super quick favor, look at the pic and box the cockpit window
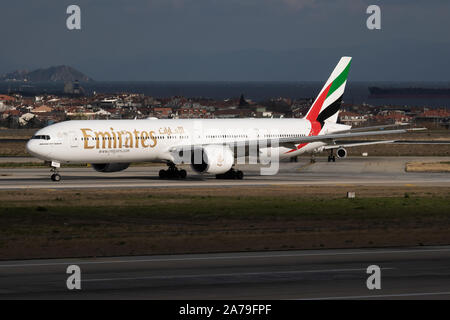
[31,135,50,140]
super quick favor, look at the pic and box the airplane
[26,57,423,181]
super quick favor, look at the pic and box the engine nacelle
[336,147,347,158]
[91,163,130,172]
[191,145,234,174]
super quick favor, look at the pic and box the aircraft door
[69,131,79,148]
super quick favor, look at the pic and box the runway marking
[82,267,395,283]
[0,247,449,268]
[302,291,450,300]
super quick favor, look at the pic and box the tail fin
[305,56,352,126]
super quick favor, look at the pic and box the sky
[0,0,449,81]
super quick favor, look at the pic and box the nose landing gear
[51,172,61,181]
[50,161,62,181]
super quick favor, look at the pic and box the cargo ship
[369,86,450,98]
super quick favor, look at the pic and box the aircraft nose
[26,140,42,158]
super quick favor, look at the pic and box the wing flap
[334,123,410,134]
[323,140,395,149]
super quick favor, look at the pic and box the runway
[1,246,449,299]
[0,157,449,189]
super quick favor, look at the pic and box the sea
[1,81,450,108]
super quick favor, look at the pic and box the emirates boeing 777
[26,57,421,181]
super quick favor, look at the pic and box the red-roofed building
[0,95,15,102]
[339,111,368,126]
[372,110,412,124]
[417,109,450,118]
[153,107,172,118]
[415,108,450,126]
[32,105,53,113]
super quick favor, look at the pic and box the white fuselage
[26,118,348,164]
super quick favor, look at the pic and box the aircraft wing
[323,140,395,149]
[169,127,426,151]
[257,127,425,148]
[334,123,410,133]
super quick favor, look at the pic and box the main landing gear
[216,168,244,180]
[327,149,336,162]
[159,162,187,179]
[50,161,61,181]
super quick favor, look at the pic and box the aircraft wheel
[236,170,244,180]
[51,174,61,182]
[159,169,167,179]
[179,169,187,179]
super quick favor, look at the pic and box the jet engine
[191,145,234,174]
[91,163,130,172]
[336,147,347,158]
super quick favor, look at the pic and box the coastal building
[339,111,368,126]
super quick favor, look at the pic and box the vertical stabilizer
[305,57,352,126]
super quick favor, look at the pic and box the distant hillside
[1,65,93,82]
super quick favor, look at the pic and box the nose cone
[26,140,43,159]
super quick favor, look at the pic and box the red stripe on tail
[306,82,332,122]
